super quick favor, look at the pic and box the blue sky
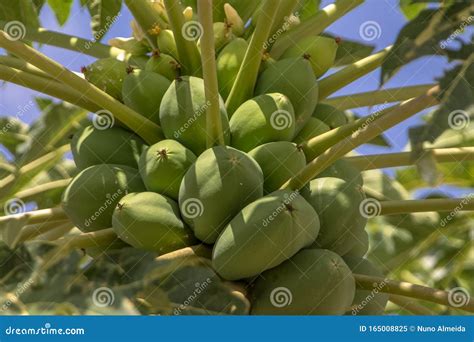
[0,0,471,197]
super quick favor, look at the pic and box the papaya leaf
[86,0,123,42]
[0,116,30,156]
[0,0,41,30]
[47,0,73,26]
[399,0,429,20]
[296,0,321,21]
[381,3,474,84]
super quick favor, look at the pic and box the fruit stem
[225,0,280,114]
[0,65,100,113]
[270,0,364,58]
[0,144,70,201]
[124,0,167,49]
[0,30,164,144]
[14,179,71,201]
[0,207,68,226]
[163,0,202,76]
[17,221,73,244]
[280,86,439,190]
[0,20,124,59]
[197,0,225,147]
[353,273,474,313]
[54,228,118,249]
[318,46,392,100]
[322,84,436,110]
[344,147,474,170]
[155,244,213,262]
[379,198,474,215]
[388,295,436,315]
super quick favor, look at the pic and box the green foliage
[86,0,123,40]
[47,0,73,26]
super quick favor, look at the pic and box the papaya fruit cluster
[62,10,387,315]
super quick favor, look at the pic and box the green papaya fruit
[293,117,330,145]
[281,36,338,78]
[71,125,147,170]
[316,159,363,187]
[82,58,127,100]
[229,93,296,152]
[179,146,263,243]
[125,54,148,70]
[248,142,306,194]
[212,190,320,280]
[145,51,180,81]
[251,248,355,315]
[122,69,171,124]
[156,29,179,60]
[61,164,146,232]
[139,139,197,200]
[312,103,348,129]
[343,229,369,258]
[343,256,388,315]
[112,192,196,253]
[159,76,230,156]
[216,38,248,100]
[211,22,235,52]
[303,177,367,255]
[255,57,318,133]
[224,3,244,36]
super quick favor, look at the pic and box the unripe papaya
[316,159,363,187]
[343,230,369,258]
[281,36,338,78]
[112,192,196,253]
[343,256,388,315]
[179,146,263,243]
[122,69,171,124]
[159,76,230,156]
[293,117,330,145]
[213,190,320,280]
[248,142,306,194]
[125,54,148,70]
[303,177,367,255]
[145,51,180,81]
[224,3,244,36]
[255,57,318,133]
[312,103,348,129]
[156,29,179,60]
[210,22,235,53]
[61,164,146,232]
[229,93,295,152]
[82,58,127,101]
[251,248,355,315]
[71,125,147,170]
[216,38,248,100]
[139,139,197,200]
